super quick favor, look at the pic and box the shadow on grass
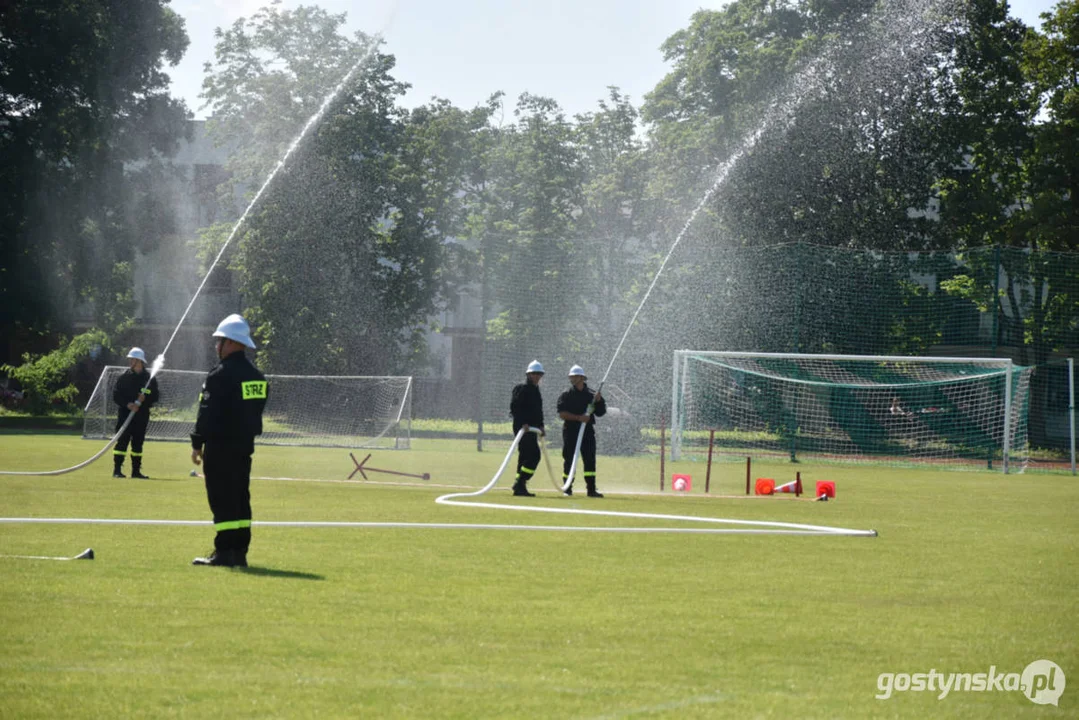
[236,565,324,580]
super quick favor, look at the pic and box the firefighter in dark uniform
[509,360,546,497]
[557,364,606,497]
[190,314,268,567]
[112,347,159,479]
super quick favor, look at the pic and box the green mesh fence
[470,243,1075,462]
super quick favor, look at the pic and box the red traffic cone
[816,481,836,500]
[671,474,692,492]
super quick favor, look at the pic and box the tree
[573,88,652,357]
[933,0,1079,446]
[199,2,371,200]
[933,0,1073,354]
[1022,0,1079,357]
[644,0,954,252]
[1023,0,1079,256]
[0,0,191,363]
[474,93,586,366]
[199,2,483,375]
[632,0,961,374]
[1,330,109,413]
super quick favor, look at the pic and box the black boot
[586,480,603,498]
[512,475,535,497]
[192,549,240,567]
[130,456,149,479]
[112,455,125,478]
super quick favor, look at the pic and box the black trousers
[202,442,253,556]
[562,427,597,488]
[114,411,149,454]
[515,431,541,485]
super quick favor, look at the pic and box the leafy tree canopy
[199,2,496,374]
[0,0,190,362]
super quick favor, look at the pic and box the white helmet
[568,364,586,378]
[126,347,147,362]
[526,360,544,375]
[213,313,256,349]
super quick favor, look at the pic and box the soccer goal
[671,351,1032,472]
[83,367,412,449]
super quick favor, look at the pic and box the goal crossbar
[686,354,1012,390]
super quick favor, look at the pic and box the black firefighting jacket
[510,381,545,434]
[557,384,607,435]
[190,351,268,452]
[113,368,159,419]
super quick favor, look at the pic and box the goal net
[672,351,1032,472]
[83,367,412,449]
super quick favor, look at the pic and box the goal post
[83,367,412,449]
[671,351,1032,472]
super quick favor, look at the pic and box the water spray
[157,46,381,367]
[0,35,387,477]
[558,0,948,494]
[563,99,775,492]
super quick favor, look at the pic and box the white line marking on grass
[254,474,806,497]
[0,517,861,534]
[0,518,209,525]
[253,475,471,490]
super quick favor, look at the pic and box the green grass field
[0,432,1075,718]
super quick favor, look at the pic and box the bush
[1,330,111,414]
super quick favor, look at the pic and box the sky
[167,0,1063,121]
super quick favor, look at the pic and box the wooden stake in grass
[659,415,666,491]
[705,429,715,493]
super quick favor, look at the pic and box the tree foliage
[5,0,1078,430]
[933,0,1078,362]
[199,3,491,374]
[1,330,110,412]
[475,93,586,364]
[573,89,652,354]
[0,0,191,360]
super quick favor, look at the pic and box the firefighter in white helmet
[112,347,160,479]
[190,314,268,567]
[509,359,546,497]
[557,364,606,497]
